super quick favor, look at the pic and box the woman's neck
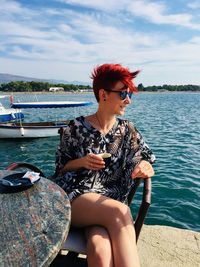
[95,110,116,135]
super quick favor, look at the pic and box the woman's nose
[124,95,131,104]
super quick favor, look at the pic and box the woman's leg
[71,193,140,267]
[85,226,113,267]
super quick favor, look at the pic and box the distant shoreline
[0,90,200,95]
[0,91,92,95]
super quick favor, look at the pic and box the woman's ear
[99,89,106,102]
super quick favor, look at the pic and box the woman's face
[105,81,132,116]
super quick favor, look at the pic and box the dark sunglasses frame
[104,89,132,100]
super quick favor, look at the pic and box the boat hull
[0,121,69,139]
[11,101,92,109]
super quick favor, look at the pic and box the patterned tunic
[54,116,155,203]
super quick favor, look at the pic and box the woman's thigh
[71,192,132,228]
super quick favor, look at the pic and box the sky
[0,0,200,86]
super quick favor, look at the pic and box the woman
[54,63,155,267]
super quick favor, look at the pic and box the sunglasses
[104,89,133,100]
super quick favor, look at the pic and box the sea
[0,92,199,232]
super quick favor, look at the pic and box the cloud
[58,0,129,12]
[1,3,160,63]
[129,0,200,30]
[58,0,200,30]
[0,0,200,85]
[187,1,200,9]
[0,0,22,13]
[0,21,49,38]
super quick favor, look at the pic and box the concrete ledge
[138,225,200,267]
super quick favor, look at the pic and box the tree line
[137,83,200,92]
[0,81,91,92]
[0,81,199,92]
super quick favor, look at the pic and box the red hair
[91,63,140,102]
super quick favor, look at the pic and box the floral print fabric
[54,116,155,203]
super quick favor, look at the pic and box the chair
[6,161,151,260]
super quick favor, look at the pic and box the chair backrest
[129,178,151,242]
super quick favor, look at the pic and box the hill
[0,73,90,86]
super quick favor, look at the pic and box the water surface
[0,92,199,232]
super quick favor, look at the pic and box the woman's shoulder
[63,116,83,127]
[117,117,136,130]
[61,117,83,134]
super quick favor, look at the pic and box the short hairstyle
[91,63,140,102]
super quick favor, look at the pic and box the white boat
[0,96,24,123]
[0,121,69,139]
[0,100,92,139]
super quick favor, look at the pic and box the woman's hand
[62,153,105,172]
[131,160,154,179]
[81,153,105,170]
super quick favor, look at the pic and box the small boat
[0,121,70,139]
[0,96,24,123]
[0,100,93,139]
[11,101,92,109]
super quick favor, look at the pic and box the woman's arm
[127,122,156,179]
[62,153,105,172]
[131,160,154,179]
[56,125,105,175]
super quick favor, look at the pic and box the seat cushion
[61,227,87,255]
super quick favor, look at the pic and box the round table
[0,171,71,267]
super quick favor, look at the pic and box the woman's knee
[106,203,136,244]
[86,226,112,263]
[110,202,133,227]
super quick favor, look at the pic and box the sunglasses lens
[120,91,127,100]
[120,91,132,100]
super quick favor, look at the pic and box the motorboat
[0,121,69,138]
[0,100,92,139]
[11,100,92,109]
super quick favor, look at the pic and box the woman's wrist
[63,157,85,172]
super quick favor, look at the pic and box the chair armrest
[134,178,151,242]
[6,162,46,178]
